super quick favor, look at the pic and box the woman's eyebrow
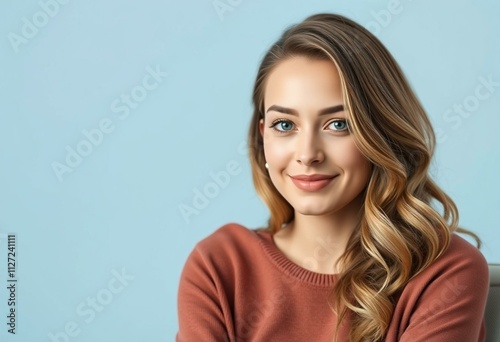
[266,104,344,116]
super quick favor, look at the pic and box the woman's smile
[289,174,338,192]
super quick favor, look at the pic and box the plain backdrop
[0,0,499,340]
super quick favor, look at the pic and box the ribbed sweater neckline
[253,229,338,287]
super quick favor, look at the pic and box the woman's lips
[290,176,336,191]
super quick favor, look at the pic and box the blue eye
[328,119,348,131]
[270,119,294,133]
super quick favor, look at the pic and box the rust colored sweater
[176,223,489,341]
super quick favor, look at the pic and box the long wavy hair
[247,13,480,342]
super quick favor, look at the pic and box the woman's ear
[259,119,264,137]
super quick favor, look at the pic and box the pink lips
[290,174,337,192]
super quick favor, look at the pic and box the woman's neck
[273,201,362,274]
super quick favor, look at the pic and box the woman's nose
[295,130,325,166]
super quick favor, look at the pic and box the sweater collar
[254,229,338,287]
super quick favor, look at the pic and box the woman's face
[259,56,372,217]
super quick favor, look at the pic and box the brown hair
[247,13,480,342]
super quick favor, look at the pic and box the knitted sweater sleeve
[176,245,230,342]
[397,239,489,342]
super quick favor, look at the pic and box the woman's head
[249,13,436,234]
[258,56,372,223]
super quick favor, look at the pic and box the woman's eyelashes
[268,118,349,134]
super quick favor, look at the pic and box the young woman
[176,13,489,342]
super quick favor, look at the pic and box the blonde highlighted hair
[247,13,480,342]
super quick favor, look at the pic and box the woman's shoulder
[405,232,489,293]
[194,222,269,255]
[438,233,488,272]
[181,223,272,284]
[389,234,490,340]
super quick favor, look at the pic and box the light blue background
[0,0,498,340]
